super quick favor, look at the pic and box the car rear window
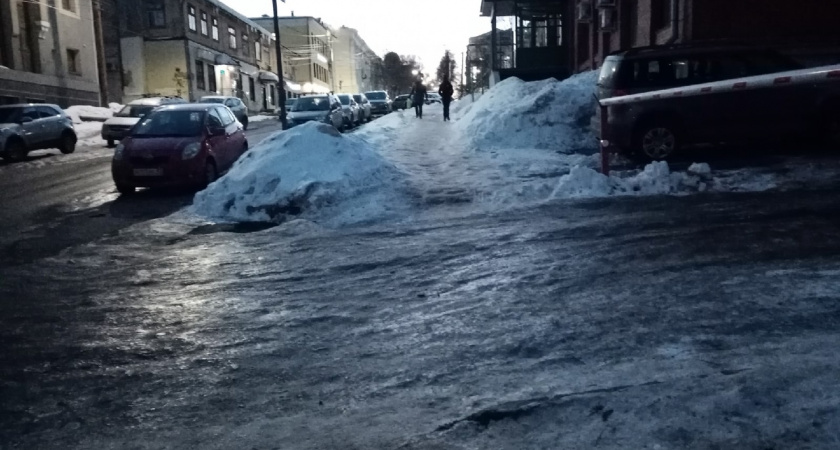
[597,58,621,88]
[116,105,155,118]
[338,95,351,105]
[365,92,386,100]
[293,97,330,112]
[132,110,205,137]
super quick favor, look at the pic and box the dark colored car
[199,96,250,130]
[0,104,76,161]
[393,95,411,110]
[364,91,392,116]
[111,104,248,194]
[600,64,840,161]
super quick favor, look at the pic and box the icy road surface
[4,80,840,448]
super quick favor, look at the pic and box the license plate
[133,168,163,177]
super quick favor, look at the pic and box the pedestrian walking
[439,75,454,121]
[410,80,428,119]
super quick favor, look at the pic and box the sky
[219,0,492,73]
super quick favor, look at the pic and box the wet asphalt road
[4,111,840,448]
[3,184,840,448]
[0,120,284,267]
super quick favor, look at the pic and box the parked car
[364,91,392,116]
[0,104,77,161]
[337,94,361,128]
[425,93,443,105]
[285,98,297,112]
[286,94,344,130]
[600,62,840,162]
[102,96,187,148]
[111,103,248,194]
[393,94,412,110]
[199,96,249,130]
[353,94,372,123]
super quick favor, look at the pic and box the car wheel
[107,139,116,148]
[5,139,27,161]
[202,159,218,189]
[634,120,681,162]
[116,182,136,195]
[241,118,249,131]
[59,132,77,154]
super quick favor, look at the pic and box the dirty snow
[455,71,598,152]
[191,122,408,226]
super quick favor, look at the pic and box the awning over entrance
[258,71,280,83]
[214,53,239,66]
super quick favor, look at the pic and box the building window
[242,33,249,56]
[195,60,205,90]
[211,18,219,41]
[147,1,166,28]
[200,12,208,35]
[187,5,196,32]
[228,27,237,49]
[249,76,256,101]
[207,64,217,92]
[652,0,672,30]
[66,48,80,75]
[61,0,76,13]
[255,40,261,61]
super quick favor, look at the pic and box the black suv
[596,44,802,101]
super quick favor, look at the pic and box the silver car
[353,94,372,123]
[286,94,344,130]
[337,94,361,128]
[0,104,77,161]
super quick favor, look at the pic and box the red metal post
[599,102,611,176]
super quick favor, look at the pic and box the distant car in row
[197,96,250,130]
[364,91,392,116]
[0,103,77,161]
[393,95,412,110]
[102,96,187,147]
[286,92,379,131]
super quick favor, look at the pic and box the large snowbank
[456,71,598,152]
[64,103,122,124]
[191,122,407,226]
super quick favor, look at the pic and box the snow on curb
[64,103,122,124]
[248,114,277,123]
[191,122,408,226]
[455,71,598,152]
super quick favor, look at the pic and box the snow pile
[191,122,408,226]
[64,103,122,124]
[551,161,734,199]
[450,93,483,118]
[248,114,277,123]
[74,122,106,145]
[352,109,410,147]
[456,71,598,152]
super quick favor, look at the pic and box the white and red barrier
[597,64,840,174]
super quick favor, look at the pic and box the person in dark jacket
[439,75,454,121]
[410,80,428,119]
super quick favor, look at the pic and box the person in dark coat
[410,80,428,119]
[439,75,454,121]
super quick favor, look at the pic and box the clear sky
[219,0,492,73]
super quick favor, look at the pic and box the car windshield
[293,97,330,112]
[131,110,205,137]
[353,95,364,102]
[338,95,351,105]
[0,108,22,123]
[200,97,226,104]
[365,92,386,100]
[116,105,156,118]
[286,99,297,107]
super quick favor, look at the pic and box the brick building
[479,0,840,83]
[0,0,101,106]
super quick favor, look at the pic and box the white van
[101,96,186,147]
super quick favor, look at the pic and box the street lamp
[272,0,287,129]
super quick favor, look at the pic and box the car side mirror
[20,116,33,124]
[208,126,225,136]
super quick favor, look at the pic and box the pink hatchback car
[111,104,248,194]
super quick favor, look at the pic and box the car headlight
[113,143,125,160]
[182,142,201,160]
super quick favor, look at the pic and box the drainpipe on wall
[665,0,680,44]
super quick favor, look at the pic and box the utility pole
[92,0,109,105]
[460,52,465,97]
[272,0,287,129]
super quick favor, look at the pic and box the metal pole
[272,0,287,129]
[91,0,109,105]
[460,51,465,95]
